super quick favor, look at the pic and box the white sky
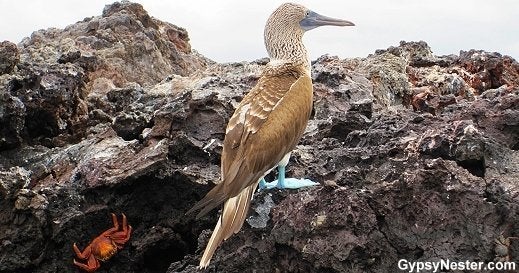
[1,0,518,62]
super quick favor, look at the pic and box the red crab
[73,213,132,272]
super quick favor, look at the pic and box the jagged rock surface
[0,3,518,273]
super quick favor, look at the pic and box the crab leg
[112,213,120,229]
[121,213,127,232]
[110,214,132,246]
[73,255,100,272]
[98,213,120,236]
[73,243,92,260]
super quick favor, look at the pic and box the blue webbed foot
[260,177,318,190]
[258,165,319,190]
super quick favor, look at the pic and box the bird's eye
[305,11,310,16]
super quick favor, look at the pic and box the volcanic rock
[0,41,19,75]
[0,3,518,273]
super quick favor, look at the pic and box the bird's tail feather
[199,183,258,268]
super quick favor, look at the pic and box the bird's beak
[300,10,355,31]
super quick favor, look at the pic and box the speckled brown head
[264,3,354,65]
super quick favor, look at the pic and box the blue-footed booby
[186,3,354,268]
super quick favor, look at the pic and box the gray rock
[0,41,19,75]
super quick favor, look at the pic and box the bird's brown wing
[187,65,312,217]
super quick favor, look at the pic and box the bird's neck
[265,33,310,72]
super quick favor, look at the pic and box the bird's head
[264,3,354,63]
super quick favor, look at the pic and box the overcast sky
[1,0,518,62]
